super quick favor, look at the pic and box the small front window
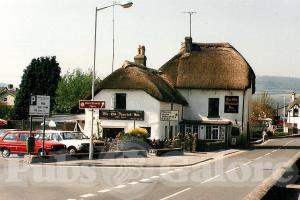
[3,97,7,102]
[205,125,219,140]
[208,98,220,118]
[293,108,299,117]
[115,93,126,110]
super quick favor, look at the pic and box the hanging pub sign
[99,110,144,121]
[224,96,239,113]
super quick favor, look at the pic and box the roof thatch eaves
[93,62,188,105]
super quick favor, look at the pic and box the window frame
[115,93,126,110]
[208,98,220,118]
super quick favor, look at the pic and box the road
[0,137,299,200]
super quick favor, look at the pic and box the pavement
[1,137,300,200]
[31,149,242,167]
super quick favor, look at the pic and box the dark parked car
[0,131,66,157]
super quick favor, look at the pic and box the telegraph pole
[183,11,196,37]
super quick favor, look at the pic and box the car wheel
[38,149,46,156]
[68,147,77,155]
[1,148,10,158]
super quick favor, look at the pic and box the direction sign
[160,110,179,121]
[79,100,105,109]
[29,95,50,116]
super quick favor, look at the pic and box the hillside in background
[256,76,300,94]
[255,76,300,106]
[0,83,7,87]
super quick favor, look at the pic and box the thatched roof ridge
[159,42,256,93]
[94,61,188,105]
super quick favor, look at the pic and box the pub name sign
[224,96,239,113]
[99,110,144,121]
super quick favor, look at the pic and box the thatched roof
[288,97,300,110]
[94,61,188,105]
[159,42,256,93]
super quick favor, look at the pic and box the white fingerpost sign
[29,95,50,116]
[160,110,179,121]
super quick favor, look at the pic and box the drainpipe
[242,90,246,145]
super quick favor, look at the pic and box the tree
[0,102,13,120]
[250,92,275,124]
[13,56,61,120]
[54,68,101,114]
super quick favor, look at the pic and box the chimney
[134,45,147,66]
[291,92,296,102]
[185,37,193,53]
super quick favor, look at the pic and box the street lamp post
[89,1,133,160]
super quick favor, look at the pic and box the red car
[0,131,66,157]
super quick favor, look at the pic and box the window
[293,108,299,117]
[193,125,198,134]
[185,125,192,134]
[179,125,185,134]
[3,97,7,102]
[205,126,219,140]
[115,93,126,110]
[220,126,226,141]
[3,133,17,141]
[19,134,29,141]
[208,98,220,118]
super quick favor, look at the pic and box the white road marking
[272,150,277,153]
[80,193,96,198]
[140,178,150,182]
[168,171,175,174]
[150,176,160,179]
[264,153,271,156]
[160,188,191,200]
[66,199,77,200]
[254,156,263,160]
[225,167,239,174]
[201,175,220,184]
[284,140,295,146]
[98,189,111,193]
[175,169,182,171]
[243,161,253,166]
[160,173,167,176]
[114,184,126,189]
[128,181,139,185]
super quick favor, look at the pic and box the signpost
[160,110,179,121]
[79,100,105,109]
[161,110,179,139]
[79,100,105,160]
[29,95,50,156]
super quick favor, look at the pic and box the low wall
[24,150,147,164]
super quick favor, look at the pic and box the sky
[0,0,300,87]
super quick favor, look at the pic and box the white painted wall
[179,88,252,136]
[84,89,161,139]
[288,104,300,129]
[0,93,15,106]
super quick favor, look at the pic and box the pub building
[84,37,256,146]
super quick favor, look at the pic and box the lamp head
[120,1,133,8]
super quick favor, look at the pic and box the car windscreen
[62,132,87,140]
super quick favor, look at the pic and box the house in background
[287,92,300,129]
[84,37,256,146]
[0,84,16,106]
